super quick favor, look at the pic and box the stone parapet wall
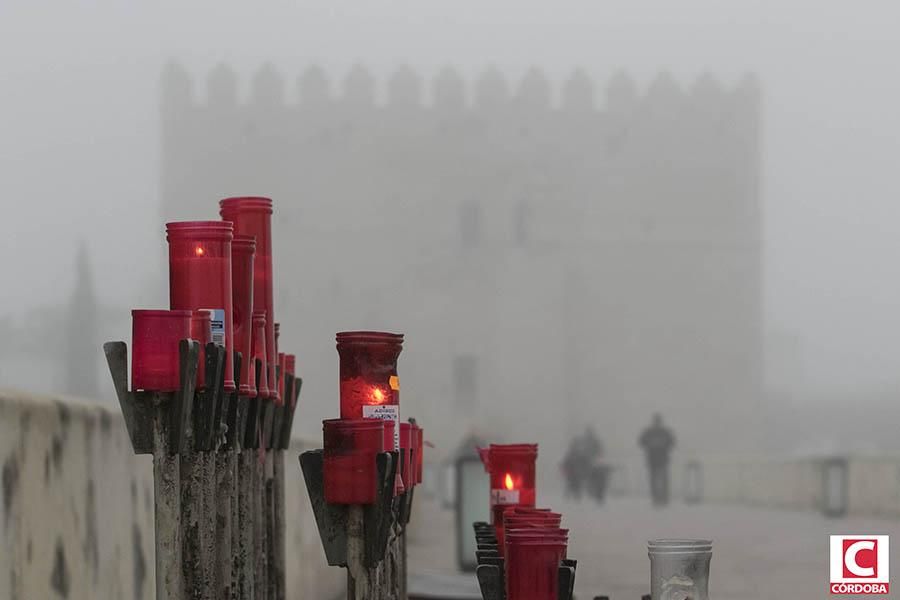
[0,389,343,599]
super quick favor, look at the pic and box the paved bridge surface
[409,494,900,600]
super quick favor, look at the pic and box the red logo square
[843,539,879,579]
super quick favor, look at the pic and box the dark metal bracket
[242,359,264,449]
[103,339,199,455]
[278,376,301,450]
[193,343,225,452]
[298,449,397,568]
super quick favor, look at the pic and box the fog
[1,2,900,447]
[5,2,900,598]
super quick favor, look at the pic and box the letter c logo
[845,540,876,577]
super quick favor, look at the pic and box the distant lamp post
[684,460,703,504]
[822,457,849,518]
[454,435,489,572]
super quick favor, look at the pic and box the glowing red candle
[166,221,235,392]
[190,310,212,390]
[336,331,403,450]
[131,309,191,392]
[219,197,277,401]
[251,310,269,398]
[488,443,538,515]
[231,235,256,395]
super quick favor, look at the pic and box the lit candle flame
[504,473,515,491]
[195,245,205,256]
[370,387,385,404]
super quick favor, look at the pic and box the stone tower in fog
[158,62,762,460]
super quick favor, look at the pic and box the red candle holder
[323,418,385,505]
[488,444,538,509]
[166,220,235,392]
[231,234,256,395]
[220,197,278,401]
[190,310,212,389]
[336,331,404,450]
[251,310,269,398]
[501,512,563,555]
[505,535,568,600]
[131,309,192,392]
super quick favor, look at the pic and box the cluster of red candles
[322,331,424,504]
[479,443,569,600]
[130,197,297,402]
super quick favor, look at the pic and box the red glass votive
[500,511,562,555]
[167,220,235,392]
[336,331,404,450]
[231,234,256,395]
[220,197,277,401]
[323,418,385,505]
[505,536,568,600]
[251,310,269,398]
[190,310,212,390]
[131,310,192,392]
[489,444,538,509]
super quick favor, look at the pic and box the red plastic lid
[489,443,538,456]
[323,418,386,432]
[166,220,233,241]
[132,309,193,319]
[219,196,273,214]
[336,331,404,344]
[232,234,256,253]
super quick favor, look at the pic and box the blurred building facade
[159,62,762,465]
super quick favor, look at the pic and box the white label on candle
[363,404,400,451]
[491,489,520,504]
[201,308,226,346]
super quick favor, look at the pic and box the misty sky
[2,0,900,393]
